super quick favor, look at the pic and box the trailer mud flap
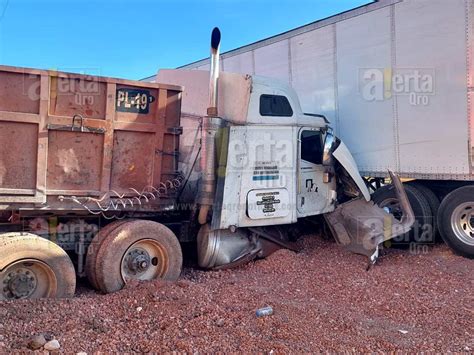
[324,171,415,265]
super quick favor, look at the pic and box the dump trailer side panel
[0,66,182,210]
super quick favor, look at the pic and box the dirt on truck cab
[0,28,415,300]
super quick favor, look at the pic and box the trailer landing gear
[0,233,76,300]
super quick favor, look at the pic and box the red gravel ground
[0,235,472,353]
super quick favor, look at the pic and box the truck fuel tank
[197,224,296,269]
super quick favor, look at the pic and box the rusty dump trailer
[0,65,182,207]
[0,65,191,299]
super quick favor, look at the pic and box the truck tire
[437,186,474,258]
[85,220,132,290]
[95,220,182,294]
[371,184,434,244]
[407,182,441,241]
[0,233,76,300]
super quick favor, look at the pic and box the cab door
[297,128,335,217]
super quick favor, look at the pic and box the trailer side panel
[0,66,182,209]
[174,0,473,181]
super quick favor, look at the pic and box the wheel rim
[0,259,57,300]
[120,239,169,282]
[450,202,474,246]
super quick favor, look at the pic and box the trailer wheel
[0,233,76,300]
[85,220,131,290]
[438,186,474,259]
[372,184,434,244]
[95,220,182,294]
[407,182,441,241]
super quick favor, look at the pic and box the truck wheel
[407,182,441,241]
[85,220,131,290]
[95,220,182,294]
[372,184,434,244]
[0,233,76,300]
[438,186,474,258]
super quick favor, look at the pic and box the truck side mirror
[322,129,337,166]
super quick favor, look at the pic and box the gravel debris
[27,334,46,350]
[0,235,472,353]
[44,339,61,351]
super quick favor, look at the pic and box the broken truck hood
[324,171,415,265]
[332,141,371,201]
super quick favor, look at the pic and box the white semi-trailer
[156,0,474,258]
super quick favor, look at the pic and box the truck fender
[332,140,370,201]
[324,171,415,265]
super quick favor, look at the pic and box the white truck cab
[158,69,411,270]
[214,74,367,230]
[157,28,414,270]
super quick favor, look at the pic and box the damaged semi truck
[172,0,474,259]
[0,28,414,300]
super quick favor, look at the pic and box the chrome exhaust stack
[198,27,223,224]
[196,28,296,269]
[207,27,221,117]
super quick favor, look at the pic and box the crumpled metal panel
[324,172,415,263]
